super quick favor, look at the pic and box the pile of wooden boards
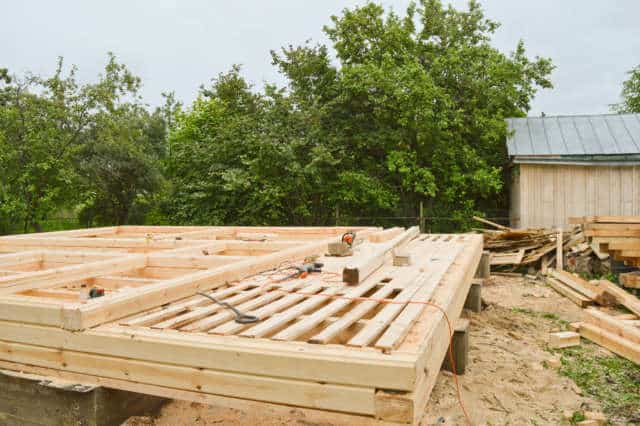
[545,269,640,364]
[472,216,585,270]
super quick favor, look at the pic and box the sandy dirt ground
[126,275,604,426]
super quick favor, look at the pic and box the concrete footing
[0,370,167,426]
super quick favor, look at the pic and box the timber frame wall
[0,226,482,424]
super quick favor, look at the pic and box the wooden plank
[309,285,395,345]
[343,227,419,285]
[556,228,563,270]
[240,285,345,339]
[579,322,640,364]
[0,320,415,390]
[549,269,599,301]
[597,280,640,317]
[545,277,592,307]
[122,283,254,327]
[374,245,462,352]
[396,235,482,425]
[0,255,148,296]
[0,361,380,426]
[211,283,326,336]
[183,281,305,332]
[472,216,511,230]
[0,339,376,415]
[272,280,382,341]
[0,251,43,267]
[368,228,403,243]
[583,308,640,345]
[155,282,299,331]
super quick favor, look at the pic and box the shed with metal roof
[506,113,640,229]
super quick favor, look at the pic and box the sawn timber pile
[543,269,640,365]
[473,216,585,270]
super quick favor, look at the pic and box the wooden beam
[0,339,376,415]
[0,255,147,296]
[579,323,640,364]
[73,238,336,330]
[544,277,592,308]
[583,308,640,345]
[0,320,416,390]
[343,227,419,285]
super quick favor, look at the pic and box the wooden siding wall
[513,164,640,229]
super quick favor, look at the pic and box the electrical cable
[220,268,473,425]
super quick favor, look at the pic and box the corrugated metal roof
[506,113,640,157]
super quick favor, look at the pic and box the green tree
[613,65,640,113]
[76,105,166,225]
[0,54,156,232]
[164,0,553,228]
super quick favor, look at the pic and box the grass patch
[511,307,570,329]
[555,343,640,424]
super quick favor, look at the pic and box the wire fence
[1,213,511,237]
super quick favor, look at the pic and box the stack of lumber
[571,215,640,267]
[545,269,640,364]
[473,216,585,270]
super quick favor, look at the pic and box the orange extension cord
[229,266,474,426]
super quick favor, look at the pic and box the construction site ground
[125,275,640,426]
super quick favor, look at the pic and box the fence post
[335,206,340,226]
[419,201,425,233]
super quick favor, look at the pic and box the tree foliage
[163,0,553,227]
[0,54,165,232]
[613,65,640,113]
[1,1,555,233]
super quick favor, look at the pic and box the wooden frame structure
[0,226,482,424]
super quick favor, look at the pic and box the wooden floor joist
[0,226,482,424]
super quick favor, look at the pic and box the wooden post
[419,201,425,233]
[464,278,483,313]
[442,318,470,374]
[556,228,563,271]
[474,250,491,279]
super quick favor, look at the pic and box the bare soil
[126,275,604,426]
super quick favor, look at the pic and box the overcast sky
[2,1,639,116]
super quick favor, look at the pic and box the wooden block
[620,271,640,289]
[327,242,352,257]
[464,279,482,313]
[442,319,470,374]
[343,227,419,285]
[474,251,491,278]
[549,331,580,348]
[392,250,411,266]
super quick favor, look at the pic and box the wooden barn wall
[513,164,639,229]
